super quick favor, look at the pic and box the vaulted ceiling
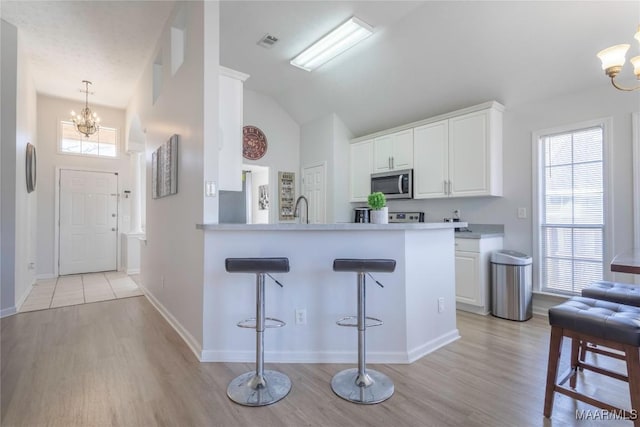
[3,1,638,137]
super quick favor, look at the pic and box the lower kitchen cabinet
[455,236,503,315]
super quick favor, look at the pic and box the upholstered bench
[582,280,640,306]
[544,297,640,426]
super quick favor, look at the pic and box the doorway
[302,162,326,224]
[58,169,118,275]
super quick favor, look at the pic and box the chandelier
[70,80,100,136]
[596,25,640,91]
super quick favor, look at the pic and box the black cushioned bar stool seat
[544,297,640,426]
[333,259,396,273]
[581,280,640,307]
[224,257,290,407]
[225,257,290,274]
[331,258,396,405]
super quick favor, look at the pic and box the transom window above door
[59,120,118,158]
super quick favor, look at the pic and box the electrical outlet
[205,181,216,197]
[295,309,307,325]
[517,207,527,219]
[438,297,445,313]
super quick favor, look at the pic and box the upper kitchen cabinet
[413,120,449,198]
[349,139,374,202]
[373,129,413,172]
[414,103,503,199]
[218,66,249,192]
[448,107,502,197]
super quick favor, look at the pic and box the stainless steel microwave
[371,169,413,199]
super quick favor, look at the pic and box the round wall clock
[243,125,268,160]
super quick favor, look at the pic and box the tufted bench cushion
[548,296,640,347]
[581,280,640,306]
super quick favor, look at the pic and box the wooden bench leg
[544,326,564,418]
[624,344,640,427]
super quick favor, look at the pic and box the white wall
[243,89,300,223]
[1,20,18,315]
[1,20,38,316]
[36,95,129,277]
[380,85,639,286]
[129,1,219,356]
[300,113,352,223]
[14,26,38,306]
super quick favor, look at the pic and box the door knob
[112,213,116,217]
[111,228,116,231]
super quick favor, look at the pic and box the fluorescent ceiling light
[290,17,373,72]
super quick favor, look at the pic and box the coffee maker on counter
[354,208,370,223]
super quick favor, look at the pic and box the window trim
[57,119,120,159]
[531,117,614,294]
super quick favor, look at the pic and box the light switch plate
[517,207,527,219]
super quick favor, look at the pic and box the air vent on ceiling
[257,34,279,49]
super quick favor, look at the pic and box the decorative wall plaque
[278,171,295,221]
[242,125,267,160]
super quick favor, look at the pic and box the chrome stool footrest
[237,317,286,329]
[336,315,383,328]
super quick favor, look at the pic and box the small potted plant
[368,192,388,224]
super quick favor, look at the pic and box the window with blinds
[539,126,604,294]
[59,121,118,158]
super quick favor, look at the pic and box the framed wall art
[278,171,295,221]
[152,134,179,199]
[26,142,36,193]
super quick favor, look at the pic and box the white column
[129,151,144,234]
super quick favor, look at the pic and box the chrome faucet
[294,195,309,224]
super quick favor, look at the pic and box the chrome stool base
[227,370,292,407]
[331,368,394,404]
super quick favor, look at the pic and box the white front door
[59,170,118,275]
[303,164,326,224]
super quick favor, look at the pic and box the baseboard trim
[201,349,414,364]
[36,273,57,280]
[0,306,17,318]
[456,302,490,315]
[140,285,203,362]
[15,284,32,312]
[125,268,140,275]
[407,329,461,363]
[201,330,460,364]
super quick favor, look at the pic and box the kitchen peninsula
[197,222,464,364]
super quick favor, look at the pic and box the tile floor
[20,271,143,312]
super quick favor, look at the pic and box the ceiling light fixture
[290,16,373,72]
[596,25,640,91]
[70,80,101,136]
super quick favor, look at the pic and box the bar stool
[331,258,396,404]
[225,257,291,406]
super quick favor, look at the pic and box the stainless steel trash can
[491,250,532,321]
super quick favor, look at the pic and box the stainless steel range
[388,212,424,223]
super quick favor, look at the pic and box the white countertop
[196,222,467,231]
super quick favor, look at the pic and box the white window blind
[60,121,118,158]
[539,126,604,294]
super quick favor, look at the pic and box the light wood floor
[1,296,633,426]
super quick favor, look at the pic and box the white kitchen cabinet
[455,236,503,315]
[448,108,502,197]
[414,106,503,199]
[218,66,249,191]
[373,129,413,172]
[413,120,448,198]
[349,139,373,202]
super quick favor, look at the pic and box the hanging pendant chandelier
[70,80,101,137]
[596,25,640,92]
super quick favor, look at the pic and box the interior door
[59,169,118,275]
[303,164,326,224]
